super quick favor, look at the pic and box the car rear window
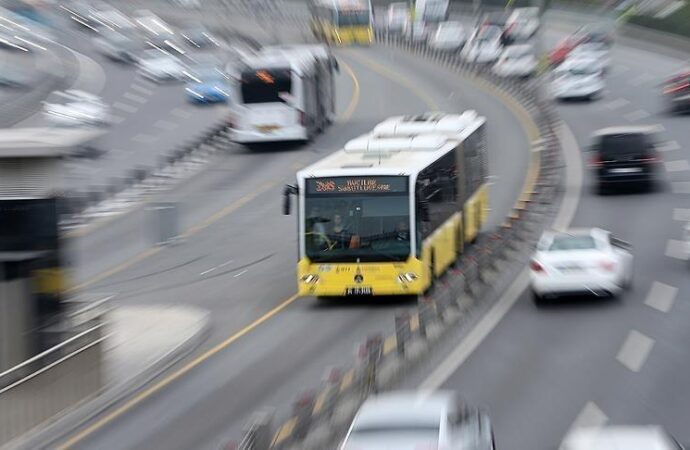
[549,235,596,251]
[240,68,292,104]
[599,133,652,159]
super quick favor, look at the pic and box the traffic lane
[358,44,532,229]
[69,55,357,284]
[435,75,690,448]
[66,47,534,449]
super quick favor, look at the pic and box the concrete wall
[0,328,103,447]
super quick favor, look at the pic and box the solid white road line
[112,102,138,113]
[664,160,690,172]
[671,182,690,194]
[645,281,678,313]
[623,109,650,122]
[131,134,158,144]
[560,402,609,448]
[233,269,248,278]
[657,141,681,152]
[419,124,584,391]
[616,330,655,373]
[665,239,688,260]
[171,108,192,119]
[154,119,178,131]
[604,98,630,110]
[123,92,148,104]
[673,208,690,222]
[200,260,234,276]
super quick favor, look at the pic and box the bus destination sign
[307,176,407,194]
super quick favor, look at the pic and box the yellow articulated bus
[283,111,489,298]
[308,0,373,46]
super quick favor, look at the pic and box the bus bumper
[232,127,308,144]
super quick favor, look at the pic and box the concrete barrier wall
[0,326,104,447]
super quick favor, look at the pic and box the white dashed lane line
[623,109,650,122]
[665,239,688,260]
[657,141,681,152]
[171,107,192,119]
[154,119,179,131]
[616,330,655,373]
[130,84,154,95]
[644,281,678,313]
[233,269,248,278]
[673,208,690,221]
[123,92,148,104]
[131,134,158,144]
[113,102,139,113]
[671,182,690,194]
[628,72,655,87]
[664,160,690,172]
[603,98,630,110]
[561,402,609,446]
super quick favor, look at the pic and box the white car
[492,44,537,77]
[137,49,189,82]
[42,90,110,127]
[461,25,503,63]
[408,21,428,43]
[386,2,410,34]
[569,41,611,72]
[562,426,685,450]
[429,21,466,51]
[530,228,633,304]
[552,56,605,100]
[505,7,540,41]
[340,391,495,450]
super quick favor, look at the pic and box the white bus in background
[415,0,449,22]
[230,45,338,145]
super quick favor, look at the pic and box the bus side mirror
[283,185,297,215]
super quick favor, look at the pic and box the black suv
[589,127,662,193]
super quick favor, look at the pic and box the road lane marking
[616,330,655,372]
[130,84,154,95]
[112,102,138,113]
[603,98,629,110]
[154,119,178,131]
[170,107,192,119]
[671,182,690,194]
[665,239,688,260]
[623,109,650,122]
[338,60,360,122]
[56,293,301,450]
[419,122,583,391]
[233,269,248,278]
[673,208,690,221]
[628,73,655,87]
[657,141,680,152]
[131,134,158,144]
[645,281,678,313]
[560,402,608,447]
[664,160,690,172]
[123,92,148,104]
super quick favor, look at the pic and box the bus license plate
[345,287,373,296]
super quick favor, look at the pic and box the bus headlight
[301,274,320,284]
[397,272,418,283]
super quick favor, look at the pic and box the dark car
[589,126,662,193]
[663,70,690,113]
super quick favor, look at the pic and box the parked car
[551,56,605,101]
[340,391,496,450]
[588,125,663,193]
[562,426,685,450]
[505,7,540,41]
[461,25,503,63]
[428,21,466,51]
[662,69,690,113]
[492,44,537,78]
[42,90,111,127]
[137,49,189,82]
[530,228,633,305]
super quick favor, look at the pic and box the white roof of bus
[297,112,485,180]
[314,0,369,9]
[261,44,330,62]
[242,49,317,76]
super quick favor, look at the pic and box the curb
[12,308,212,450]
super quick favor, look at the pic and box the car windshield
[548,235,597,251]
[304,177,411,263]
[599,133,652,159]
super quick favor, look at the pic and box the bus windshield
[240,68,292,104]
[304,177,410,262]
[337,10,370,26]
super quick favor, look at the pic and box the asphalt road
[411,20,690,450]
[56,37,533,450]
